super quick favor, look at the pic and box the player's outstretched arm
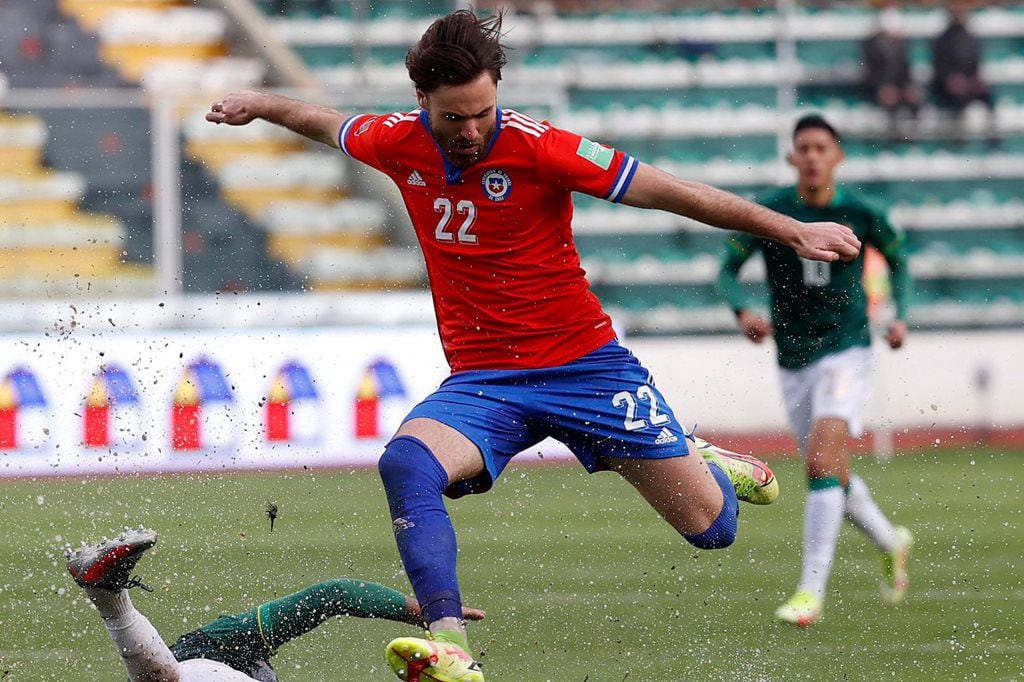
[621,162,862,263]
[206,91,345,149]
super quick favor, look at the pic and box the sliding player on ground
[67,528,485,681]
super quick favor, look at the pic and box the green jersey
[717,186,909,370]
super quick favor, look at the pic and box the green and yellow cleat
[386,636,484,682]
[880,526,913,605]
[774,589,823,627]
[693,436,779,505]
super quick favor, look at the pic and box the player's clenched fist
[793,221,862,263]
[205,91,263,126]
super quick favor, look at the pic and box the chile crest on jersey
[481,169,512,202]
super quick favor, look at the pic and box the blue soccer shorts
[403,339,691,497]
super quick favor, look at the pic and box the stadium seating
[57,0,180,31]
[60,0,266,92]
[0,0,242,295]
[1,0,385,293]
[0,1,153,294]
[183,109,400,290]
[0,111,139,296]
[89,6,228,82]
[4,1,1022,323]
[55,0,397,291]
[259,2,1024,332]
[0,5,135,298]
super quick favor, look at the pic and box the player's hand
[794,222,861,263]
[206,91,264,126]
[885,319,907,350]
[461,606,486,621]
[405,597,486,626]
[738,309,773,344]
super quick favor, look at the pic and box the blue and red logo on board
[265,361,321,445]
[354,358,408,440]
[83,364,143,449]
[171,357,236,451]
[0,366,49,452]
[481,169,512,202]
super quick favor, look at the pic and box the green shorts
[169,612,277,681]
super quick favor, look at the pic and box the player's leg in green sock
[799,475,844,599]
[184,577,415,668]
[776,471,842,626]
[797,417,849,601]
[253,578,415,650]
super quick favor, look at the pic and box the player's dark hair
[406,9,508,94]
[793,114,840,143]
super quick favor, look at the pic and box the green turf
[2,449,1022,680]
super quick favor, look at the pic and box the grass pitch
[2,448,1022,680]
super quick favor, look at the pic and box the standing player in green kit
[717,114,914,626]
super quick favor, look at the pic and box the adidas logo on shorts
[392,517,416,532]
[407,170,427,187]
[654,427,678,444]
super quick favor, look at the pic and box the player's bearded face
[419,72,499,170]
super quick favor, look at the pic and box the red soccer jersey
[339,108,638,373]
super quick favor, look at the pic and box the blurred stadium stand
[0,1,131,296]
[262,1,1024,333]
[0,0,1022,333]
[0,0,304,295]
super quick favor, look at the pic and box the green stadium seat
[367,0,447,19]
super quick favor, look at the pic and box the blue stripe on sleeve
[605,155,638,203]
[338,114,362,156]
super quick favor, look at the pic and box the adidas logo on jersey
[654,427,678,444]
[407,171,426,187]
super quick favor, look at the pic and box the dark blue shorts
[403,339,690,497]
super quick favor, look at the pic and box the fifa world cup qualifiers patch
[576,138,614,170]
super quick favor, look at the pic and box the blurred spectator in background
[862,4,922,134]
[932,0,999,143]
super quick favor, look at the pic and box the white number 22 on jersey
[434,198,477,244]
[612,385,671,432]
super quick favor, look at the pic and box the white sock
[844,475,898,552]
[797,485,845,600]
[85,588,181,682]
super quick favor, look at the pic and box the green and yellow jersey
[717,186,910,370]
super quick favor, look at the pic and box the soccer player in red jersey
[208,10,860,680]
